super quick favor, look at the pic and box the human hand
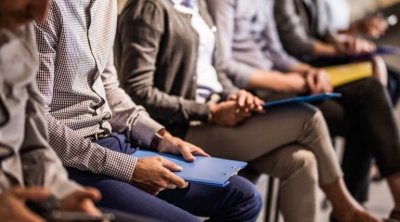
[0,187,51,222]
[58,187,102,217]
[131,156,188,195]
[334,35,376,55]
[228,90,264,113]
[360,13,388,38]
[305,69,333,94]
[209,100,251,127]
[157,133,210,162]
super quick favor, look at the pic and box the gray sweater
[206,0,300,88]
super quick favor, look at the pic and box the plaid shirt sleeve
[101,55,164,147]
[34,2,138,182]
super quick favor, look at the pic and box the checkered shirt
[34,0,164,182]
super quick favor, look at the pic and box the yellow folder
[325,62,373,87]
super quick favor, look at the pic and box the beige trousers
[185,104,343,222]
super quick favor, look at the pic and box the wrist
[149,129,169,150]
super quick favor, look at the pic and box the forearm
[247,70,286,91]
[247,70,305,93]
[313,41,338,56]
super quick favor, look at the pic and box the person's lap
[185,103,319,161]
[67,134,262,222]
[67,167,261,222]
[67,167,201,222]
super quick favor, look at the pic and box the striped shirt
[34,0,164,182]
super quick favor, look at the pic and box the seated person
[207,0,400,216]
[325,0,400,104]
[274,0,385,63]
[33,0,262,221]
[326,0,388,39]
[0,0,101,221]
[116,0,383,221]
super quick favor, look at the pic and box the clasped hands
[208,90,265,127]
[331,34,376,56]
[302,69,333,95]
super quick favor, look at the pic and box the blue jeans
[67,133,262,222]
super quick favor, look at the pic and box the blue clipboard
[133,150,247,187]
[264,93,342,108]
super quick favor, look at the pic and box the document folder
[133,150,247,187]
[325,62,373,87]
[264,93,342,108]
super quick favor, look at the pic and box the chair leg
[265,177,275,222]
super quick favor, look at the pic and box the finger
[166,184,177,189]
[254,98,264,107]
[12,187,51,201]
[163,171,187,189]
[306,73,317,94]
[80,198,102,216]
[69,189,102,203]
[237,91,246,107]
[82,187,102,202]
[245,93,254,108]
[253,97,265,112]
[315,74,325,93]
[161,158,183,171]
[178,142,196,162]
[190,145,211,157]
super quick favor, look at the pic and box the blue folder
[264,93,342,108]
[133,150,247,187]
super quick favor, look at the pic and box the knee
[302,107,328,135]
[361,77,385,95]
[228,176,263,218]
[284,150,318,184]
[292,104,323,125]
[355,77,389,105]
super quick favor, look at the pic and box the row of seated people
[1,0,399,221]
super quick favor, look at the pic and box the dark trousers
[67,134,262,222]
[315,77,400,202]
